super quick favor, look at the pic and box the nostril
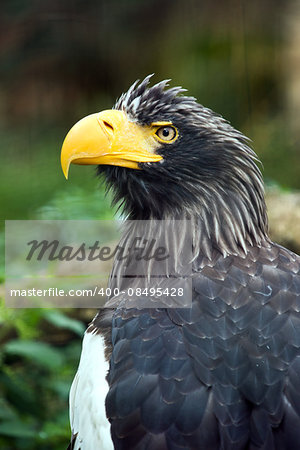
[103,121,114,132]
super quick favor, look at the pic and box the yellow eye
[155,126,177,143]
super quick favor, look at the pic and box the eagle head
[61,75,268,256]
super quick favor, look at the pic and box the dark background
[1,0,300,223]
[0,0,299,448]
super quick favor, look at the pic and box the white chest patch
[69,332,114,450]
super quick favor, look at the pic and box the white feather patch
[69,332,113,450]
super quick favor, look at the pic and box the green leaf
[43,310,85,336]
[3,340,64,369]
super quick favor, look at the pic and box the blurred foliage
[0,0,299,448]
[246,115,300,190]
[0,126,111,223]
[0,305,85,449]
[36,185,114,220]
[0,186,113,448]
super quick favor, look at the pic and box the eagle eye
[155,126,178,143]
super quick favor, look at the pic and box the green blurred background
[0,0,299,448]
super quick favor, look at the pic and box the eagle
[61,76,300,450]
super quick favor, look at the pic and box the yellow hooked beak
[60,109,163,179]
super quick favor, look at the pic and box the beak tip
[62,167,69,180]
[61,155,70,180]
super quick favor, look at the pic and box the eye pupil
[156,125,177,142]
